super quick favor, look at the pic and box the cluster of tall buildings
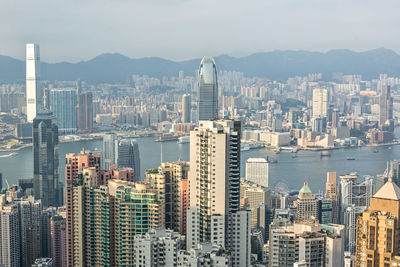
[26,43,93,133]
[4,45,400,267]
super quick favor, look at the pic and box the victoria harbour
[1,129,399,193]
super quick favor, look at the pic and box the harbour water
[1,129,399,193]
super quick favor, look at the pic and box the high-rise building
[65,150,101,267]
[117,139,141,180]
[240,180,270,229]
[390,160,400,187]
[33,111,60,208]
[325,172,340,224]
[295,182,318,221]
[0,201,20,267]
[379,85,393,128]
[51,215,66,267]
[269,220,344,267]
[26,43,42,123]
[17,196,42,267]
[355,178,400,266]
[76,92,93,130]
[182,94,191,123]
[70,176,160,266]
[133,228,185,267]
[245,158,269,187]
[312,88,328,118]
[339,173,374,252]
[340,173,374,213]
[49,89,77,133]
[102,133,117,170]
[197,57,218,121]
[146,161,190,234]
[187,120,250,267]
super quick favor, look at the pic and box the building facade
[197,57,218,121]
[33,111,60,208]
[245,157,269,187]
[117,139,141,180]
[26,43,42,123]
[50,89,77,133]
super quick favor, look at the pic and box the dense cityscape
[0,41,399,267]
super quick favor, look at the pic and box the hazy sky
[1,0,399,62]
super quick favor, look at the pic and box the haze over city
[2,1,400,267]
[1,0,400,62]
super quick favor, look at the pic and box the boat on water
[241,144,250,151]
[291,154,297,158]
[0,152,16,158]
[373,149,379,153]
[346,157,355,160]
[155,134,179,142]
[177,136,190,144]
[320,151,331,157]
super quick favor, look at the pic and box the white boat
[177,136,190,144]
[241,144,250,151]
[0,152,16,158]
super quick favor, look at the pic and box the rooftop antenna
[5,178,9,189]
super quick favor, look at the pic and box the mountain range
[1,48,399,83]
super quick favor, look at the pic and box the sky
[0,0,399,62]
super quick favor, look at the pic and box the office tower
[325,172,340,223]
[245,158,269,187]
[390,160,400,187]
[344,205,367,255]
[0,197,20,267]
[340,173,374,252]
[33,111,60,208]
[51,215,66,267]
[240,180,270,229]
[197,57,218,121]
[178,243,231,266]
[340,173,374,211]
[26,43,42,123]
[257,204,273,243]
[331,108,339,128]
[187,120,250,266]
[312,88,328,118]
[76,92,93,130]
[65,150,101,267]
[49,89,77,133]
[146,161,190,234]
[295,182,318,221]
[102,133,117,170]
[182,94,191,123]
[379,85,393,128]
[133,229,185,267]
[117,139,141,180]
[318,198,333,224]
[355,178,400,266]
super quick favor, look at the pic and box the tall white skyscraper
[197,57,218,121]
[26,44,42,122]
[187,119,250,266]
[246,158,269,187]
[312,88,328,119]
